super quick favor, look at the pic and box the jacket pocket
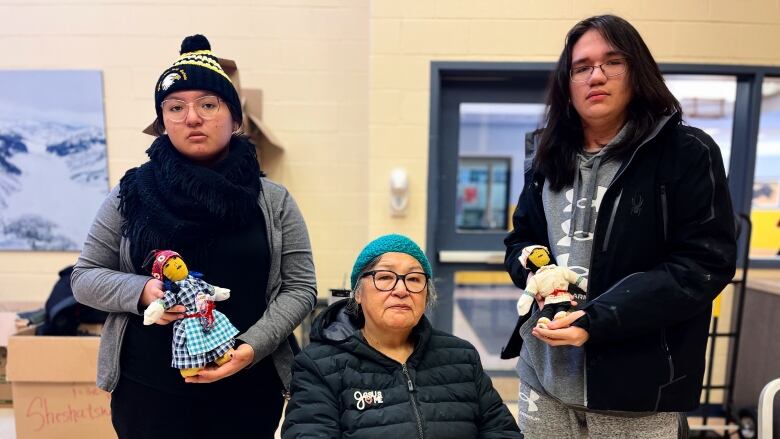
[655,374,688,412]
[654,329,687,411]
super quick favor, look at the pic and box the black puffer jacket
[283,300,522,438]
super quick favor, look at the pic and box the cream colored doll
[516,245,588,328]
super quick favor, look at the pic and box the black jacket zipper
[601,189,623,252]
[585,114,674,301]
[660,184,668,242]
[402,363,424,439]
[578,118,672,406]
[661,330,674,382]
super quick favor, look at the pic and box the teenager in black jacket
[284,234,521,438]
[501,15,737,438]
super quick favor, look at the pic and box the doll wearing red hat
[143,249,238,377]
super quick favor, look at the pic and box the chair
[758,378,780,438]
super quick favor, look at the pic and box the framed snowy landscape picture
[0,70,108,251]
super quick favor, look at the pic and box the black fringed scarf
[119,135,263,272]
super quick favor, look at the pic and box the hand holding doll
[142,250,239,378]
[516,245,588,329]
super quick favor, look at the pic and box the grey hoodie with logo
[517,124,628,407]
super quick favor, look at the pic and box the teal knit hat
[350,234,432,289]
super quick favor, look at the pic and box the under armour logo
[519,389,540,412]
[631,193,643,216]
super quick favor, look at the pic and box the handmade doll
[142,250,238,377]
[516,245,588,328]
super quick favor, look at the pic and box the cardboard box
[6,329,115,439]
[0,312,21,407]
[0,345,11,407]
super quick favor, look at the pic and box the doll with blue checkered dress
[142,249,239,377]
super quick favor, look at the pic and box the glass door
[428,69,549,372]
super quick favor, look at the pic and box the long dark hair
[535,15,681,191]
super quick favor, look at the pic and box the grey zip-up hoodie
[517,124,627,407]
[72,178,317,393]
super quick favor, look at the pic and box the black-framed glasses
[160,95,222,122]
[362,270,428,293]
[570,58,628,83]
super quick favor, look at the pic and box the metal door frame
[426,62,553,331]
[427,62,778,336]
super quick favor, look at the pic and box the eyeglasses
[570,58,628,83]
[160,95,222,122]
[362,270,428,293]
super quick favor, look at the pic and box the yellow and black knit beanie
[154,34,242,122]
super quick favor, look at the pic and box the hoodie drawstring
[567,154,603,238]
[568,164,581,238]
[581,155,602,238]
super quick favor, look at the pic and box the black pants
[538,302,570,322]
[111,376,284,439]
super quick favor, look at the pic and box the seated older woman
[283,234,522,438]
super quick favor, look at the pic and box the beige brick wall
[366,1,780,401]
[0,0,368,303]
[3,0,780,306]
[367,0,780,246]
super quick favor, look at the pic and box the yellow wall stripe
[454,271,514,285]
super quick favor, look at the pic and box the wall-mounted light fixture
[389,167,409,217]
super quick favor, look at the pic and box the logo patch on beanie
[158,68,188,92]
